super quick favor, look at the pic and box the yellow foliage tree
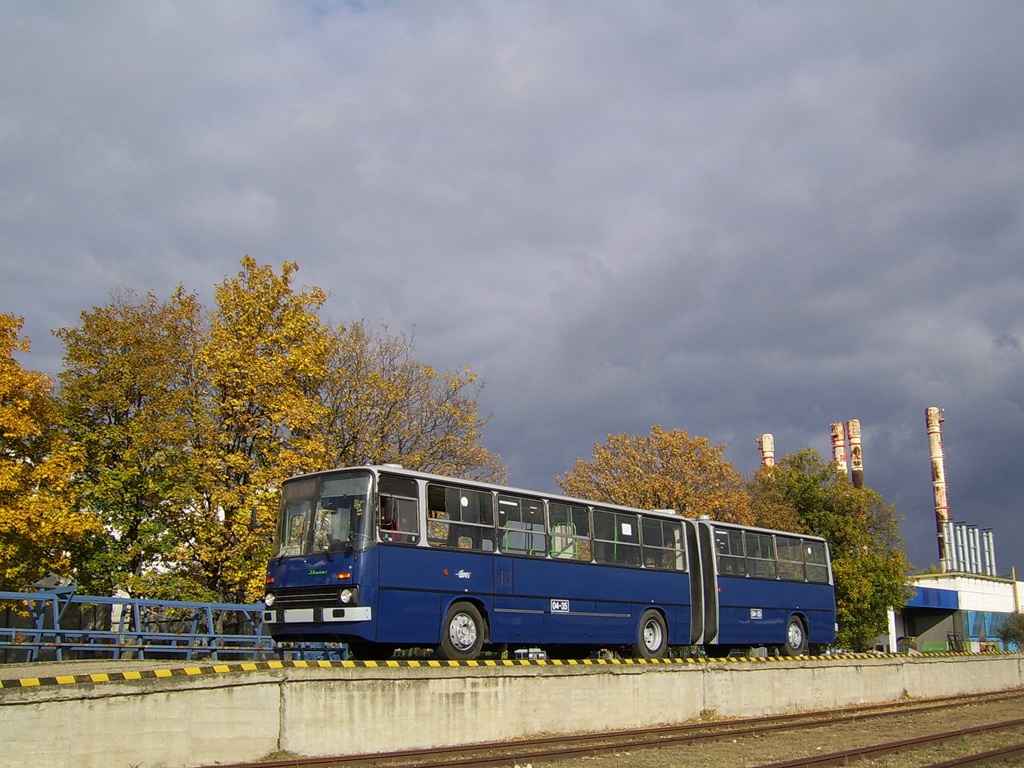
[318,321,506,482]
[56,288,205,596]
[558,425,752,521]
[185,256,334,603]
[0,315,100,589]
[50,257,505,602]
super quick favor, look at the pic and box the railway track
[218,688,1024,768]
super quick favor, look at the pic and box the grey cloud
[2,2,1023,575]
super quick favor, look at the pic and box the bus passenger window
[548,503,590,561]
[775,536,806,581]
[714,528,746,576]
[744,532,777,579]
[804,540,830,584]
[641,517,686,571]
[425,483,494,552]
[592,510,641,567]
[498,494,546,557]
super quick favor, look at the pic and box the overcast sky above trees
[2,2,1022,577]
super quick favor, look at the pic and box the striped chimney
[847,419,863,488]
[757,434,775,468]
[829,422,848,475]
[926,407,951,572]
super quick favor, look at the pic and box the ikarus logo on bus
[308,569,327,576]
[456,570,471,579]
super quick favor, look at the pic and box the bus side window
[377,473,421,545]
[592,509,641,567]
[775,535,806,581]
[426,483,494,552]
[548,503,591,562]
[380,494,420,544]
[804,540,830,583]
[498,494,546,557]
[715,528,746,576]
[641,517,686,571]
[744,532,777,579]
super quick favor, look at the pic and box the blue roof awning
[905,586,959,610]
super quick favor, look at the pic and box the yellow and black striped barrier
[0,650,1005,690]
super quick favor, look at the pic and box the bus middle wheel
[633,609,668,660]
[437,601,486,661]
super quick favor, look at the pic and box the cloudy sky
[2,2,1023,577]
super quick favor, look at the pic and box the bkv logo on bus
[456,570,471,579]
[550,599,570,613]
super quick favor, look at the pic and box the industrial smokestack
[847,419,863,488]
[829,422,848,475]
[757,434,775,468]
[926,406,951,572]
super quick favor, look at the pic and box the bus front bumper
[263,606,372,625]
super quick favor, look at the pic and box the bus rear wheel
[632,609,668,660]
[437,602,486,661]
[782,615,808,657]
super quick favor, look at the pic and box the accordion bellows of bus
[263,465,837,661]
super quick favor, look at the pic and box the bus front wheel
[632,609,668,660]
[782,615,808,657]
[438,602,486,661]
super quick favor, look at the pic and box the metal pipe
[847,419,863,488]
[926,407,950,571]
[982,529,996,577]
[942,521,956,572]
[955,523,968,574]
[829,422,848,476]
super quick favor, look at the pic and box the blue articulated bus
[263,465,837,660]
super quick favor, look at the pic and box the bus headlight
[340,587,358,605]
[264,593,276,608]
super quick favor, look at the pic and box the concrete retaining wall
[2,654,1022,768]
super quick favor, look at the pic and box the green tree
[557,425,752,522]
[0,314,100,589]
[750,449,911,650]
[996,613,1024,651]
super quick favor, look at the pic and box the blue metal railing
[0,585,276,662]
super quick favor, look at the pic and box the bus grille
[270,587,342,609]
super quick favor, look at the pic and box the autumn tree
[749,449,911,650]
[51,257,504,602]
[182,256,334,603]
[317,320,506,482]
[557,425,752,521]
[0,315,100,589]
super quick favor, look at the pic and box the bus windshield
[273,471,374,557]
